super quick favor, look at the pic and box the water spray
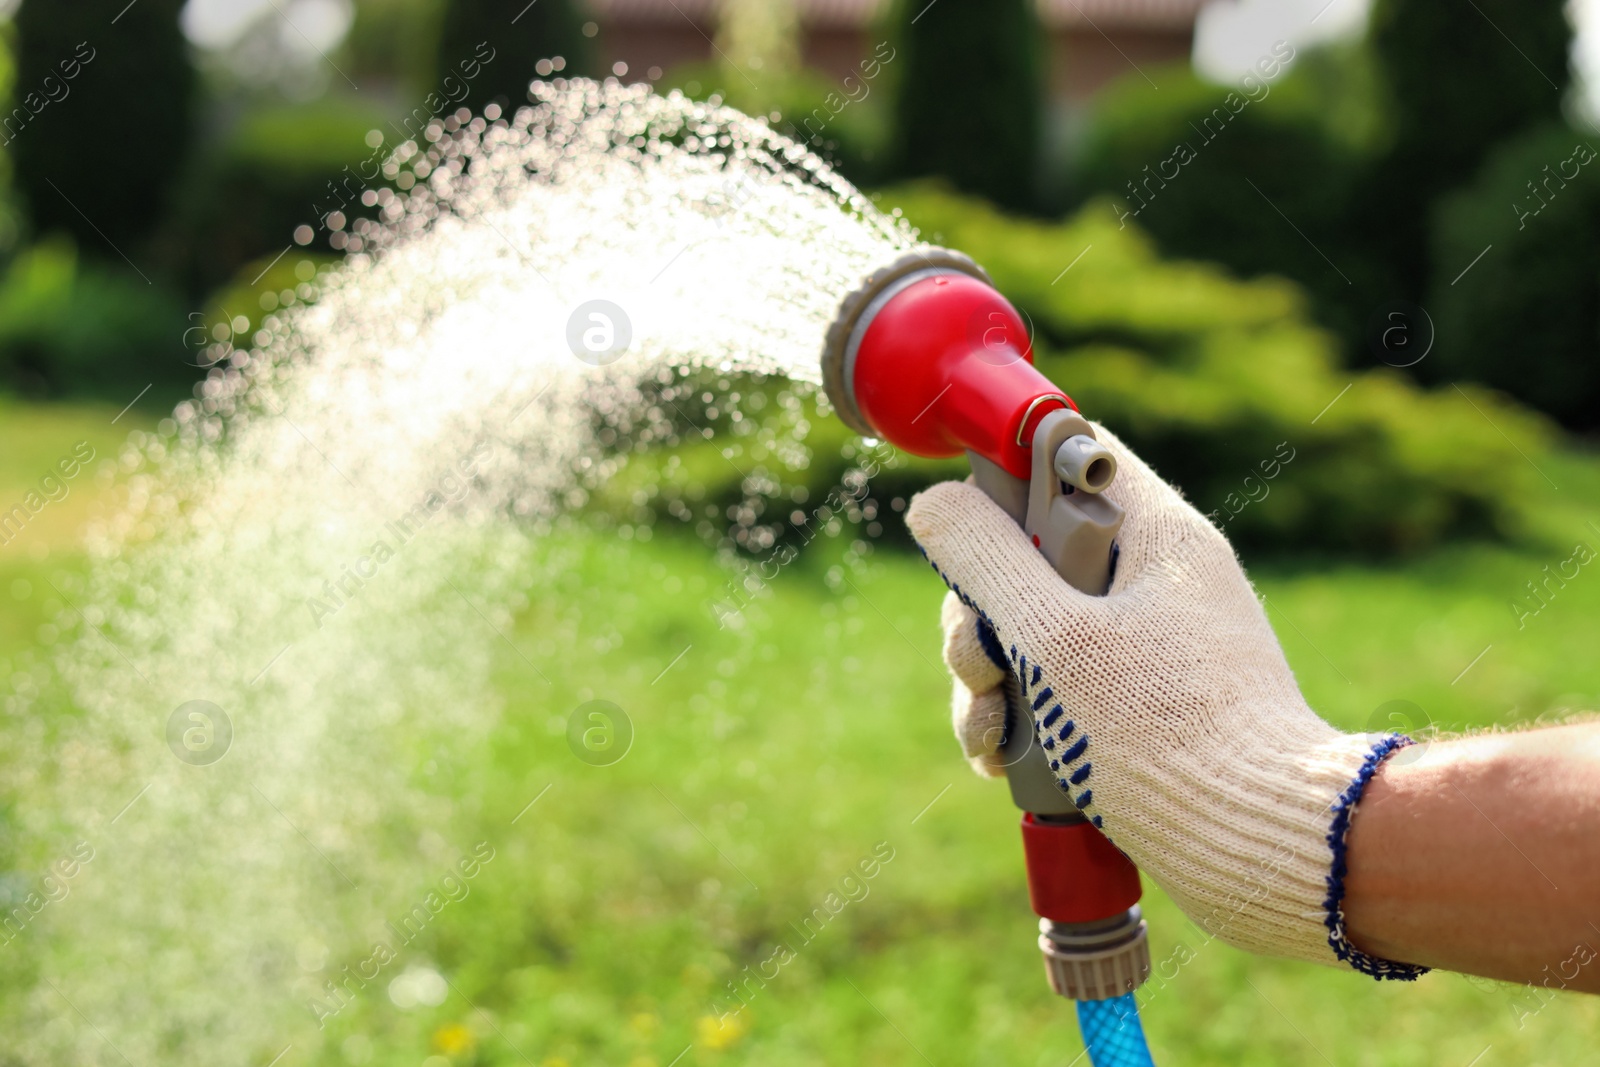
[821,250,1156,1065]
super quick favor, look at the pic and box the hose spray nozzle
[821,248,1150,1001]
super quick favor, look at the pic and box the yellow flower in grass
[696,1011,749,1051]
[432,1022,476,1056]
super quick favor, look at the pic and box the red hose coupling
[1020,813,1142,923]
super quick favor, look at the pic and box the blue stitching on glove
[1040,706,1064,730]
[1323,735,1429,982]
[974,616,1009,672]
[994,659,1020,752]
[918,550,1106,833]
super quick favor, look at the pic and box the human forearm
[1344,723,1600,992]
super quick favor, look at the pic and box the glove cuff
[1321,734,1427,979]
[1089,717,1428,980]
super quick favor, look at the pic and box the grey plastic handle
[966,410,1124,815]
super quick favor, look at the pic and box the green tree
[888,0,1043,211]
[1073,56,1378,343]
[342,0,441,93]
[12,0,196,253]
[1428,123,1600,430]
[1362,0,1571,297]
[433,0,590,113]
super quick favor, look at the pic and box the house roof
[585,0,1208,32]
[1038,0,1210,31]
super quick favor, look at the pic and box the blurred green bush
[597,186,1554,556]
[1070,7,1593,432]
[0,239,186,395]
[169,98,391,293]
[884,185,1554,553]
[1363,0,1571,300]
[1427,123,1600,430]
[1070,49,1390,350]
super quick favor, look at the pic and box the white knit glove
[907,425,1425,979]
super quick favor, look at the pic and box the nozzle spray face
[821,249,990,436]
[820,248,1073,480]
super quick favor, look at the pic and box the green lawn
[3,400,1599,1066]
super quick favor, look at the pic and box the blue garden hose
[1076,993,1156,1067]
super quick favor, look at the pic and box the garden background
[2,1,1599,1064]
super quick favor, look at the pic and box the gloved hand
[907,425,1424,979]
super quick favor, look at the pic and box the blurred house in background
[585,0,1206,105]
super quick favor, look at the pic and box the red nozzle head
[822,252,1073,480]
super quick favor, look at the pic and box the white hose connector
[1039,907,1151,1001]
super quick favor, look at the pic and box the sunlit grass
[3,401,1598,1065]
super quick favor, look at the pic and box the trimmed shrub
[883,184,1554,552]
[886,0,1043,211]
[606,187,1556,557]
[1362,0,1571,296]
[0,239,187,397]
[1072,51,1387,348]
[1427,123,1600,430]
